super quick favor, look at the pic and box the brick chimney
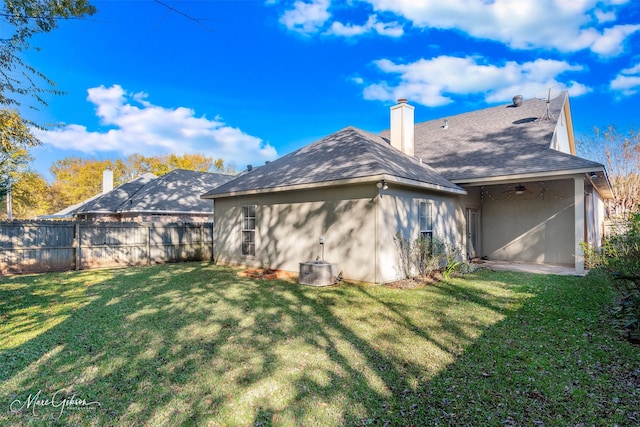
[103,169,114,194]
[390,98,414,156]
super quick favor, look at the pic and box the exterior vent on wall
[299,261,338,286]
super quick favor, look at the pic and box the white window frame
[419,201,433,240]
[241,205,256,256]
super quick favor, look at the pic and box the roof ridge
[381,91,568,129]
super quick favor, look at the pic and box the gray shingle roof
[202,126,463,198]
[123,169,233,213]
[75,173,157,214]
[389,92,603,181]
[75,170,233,215]
[204,93,605,200]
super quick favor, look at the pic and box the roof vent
[442,119,449,129]
[247,164,253,171]
[512,95,523,107]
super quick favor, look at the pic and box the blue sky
[13,0,640,179]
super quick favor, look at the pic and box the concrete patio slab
[475,260,581,276]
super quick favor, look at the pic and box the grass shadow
[0,264,638,425]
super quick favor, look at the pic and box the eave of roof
[205,173,466,199]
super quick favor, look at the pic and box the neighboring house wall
[119,213,213,223]
[77,213,121,222]
[481,178,576,265]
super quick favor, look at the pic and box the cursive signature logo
[10,389,101,419]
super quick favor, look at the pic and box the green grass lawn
[0,263,638,426]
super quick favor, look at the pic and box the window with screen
[242,205,256,256]
[419,201,433,242]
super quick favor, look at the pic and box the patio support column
[574,176,585,275]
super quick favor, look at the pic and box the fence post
[147,223,151,265]
[210,222,214,261]
[75,221,81,271]
[200,223,204,260]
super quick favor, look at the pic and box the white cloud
[372,18,404,37]
[622,63,640,74]
[279,0,331,34]
[326,14,403,37]
[590,24,640,56]
[610,62,640,96]
[594,9,616,23]
[277,1,403,38]
[328,19,370,37]
[280,0,638,56]
[362,56,590,106]
[33,85,278,167]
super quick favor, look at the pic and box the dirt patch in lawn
[238,269,296,281]
[384,271,444,289]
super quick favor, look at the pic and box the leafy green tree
[124,153,225,179]
[1,1,96,216]
[49,157,128,207]
[1,0,96,113]
[0,169,50,218]
[49,153,229,209]
[0,109,36,183]
[0,109,37,218]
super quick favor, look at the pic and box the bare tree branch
[153,0,215,32]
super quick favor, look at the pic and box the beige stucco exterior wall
[212,183,466,284]
[586,184,606,250]
[374,186,466,283]
[213,184,380,283]
[480,178,576,265]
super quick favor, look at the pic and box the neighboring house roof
[387,92,604,182]
[39,192,104,219]
[121,169,234,214]
[202,126,466,199]
[75,173,157,214]
[65,169,233,217]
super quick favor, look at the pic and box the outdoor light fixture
[589,172,598,179]
[376,180,389,198]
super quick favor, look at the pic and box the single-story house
[201,92,611,283]
[50,169,233,223]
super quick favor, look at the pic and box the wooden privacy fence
[0,221,214,275]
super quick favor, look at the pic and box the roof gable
[202,126,463,198]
